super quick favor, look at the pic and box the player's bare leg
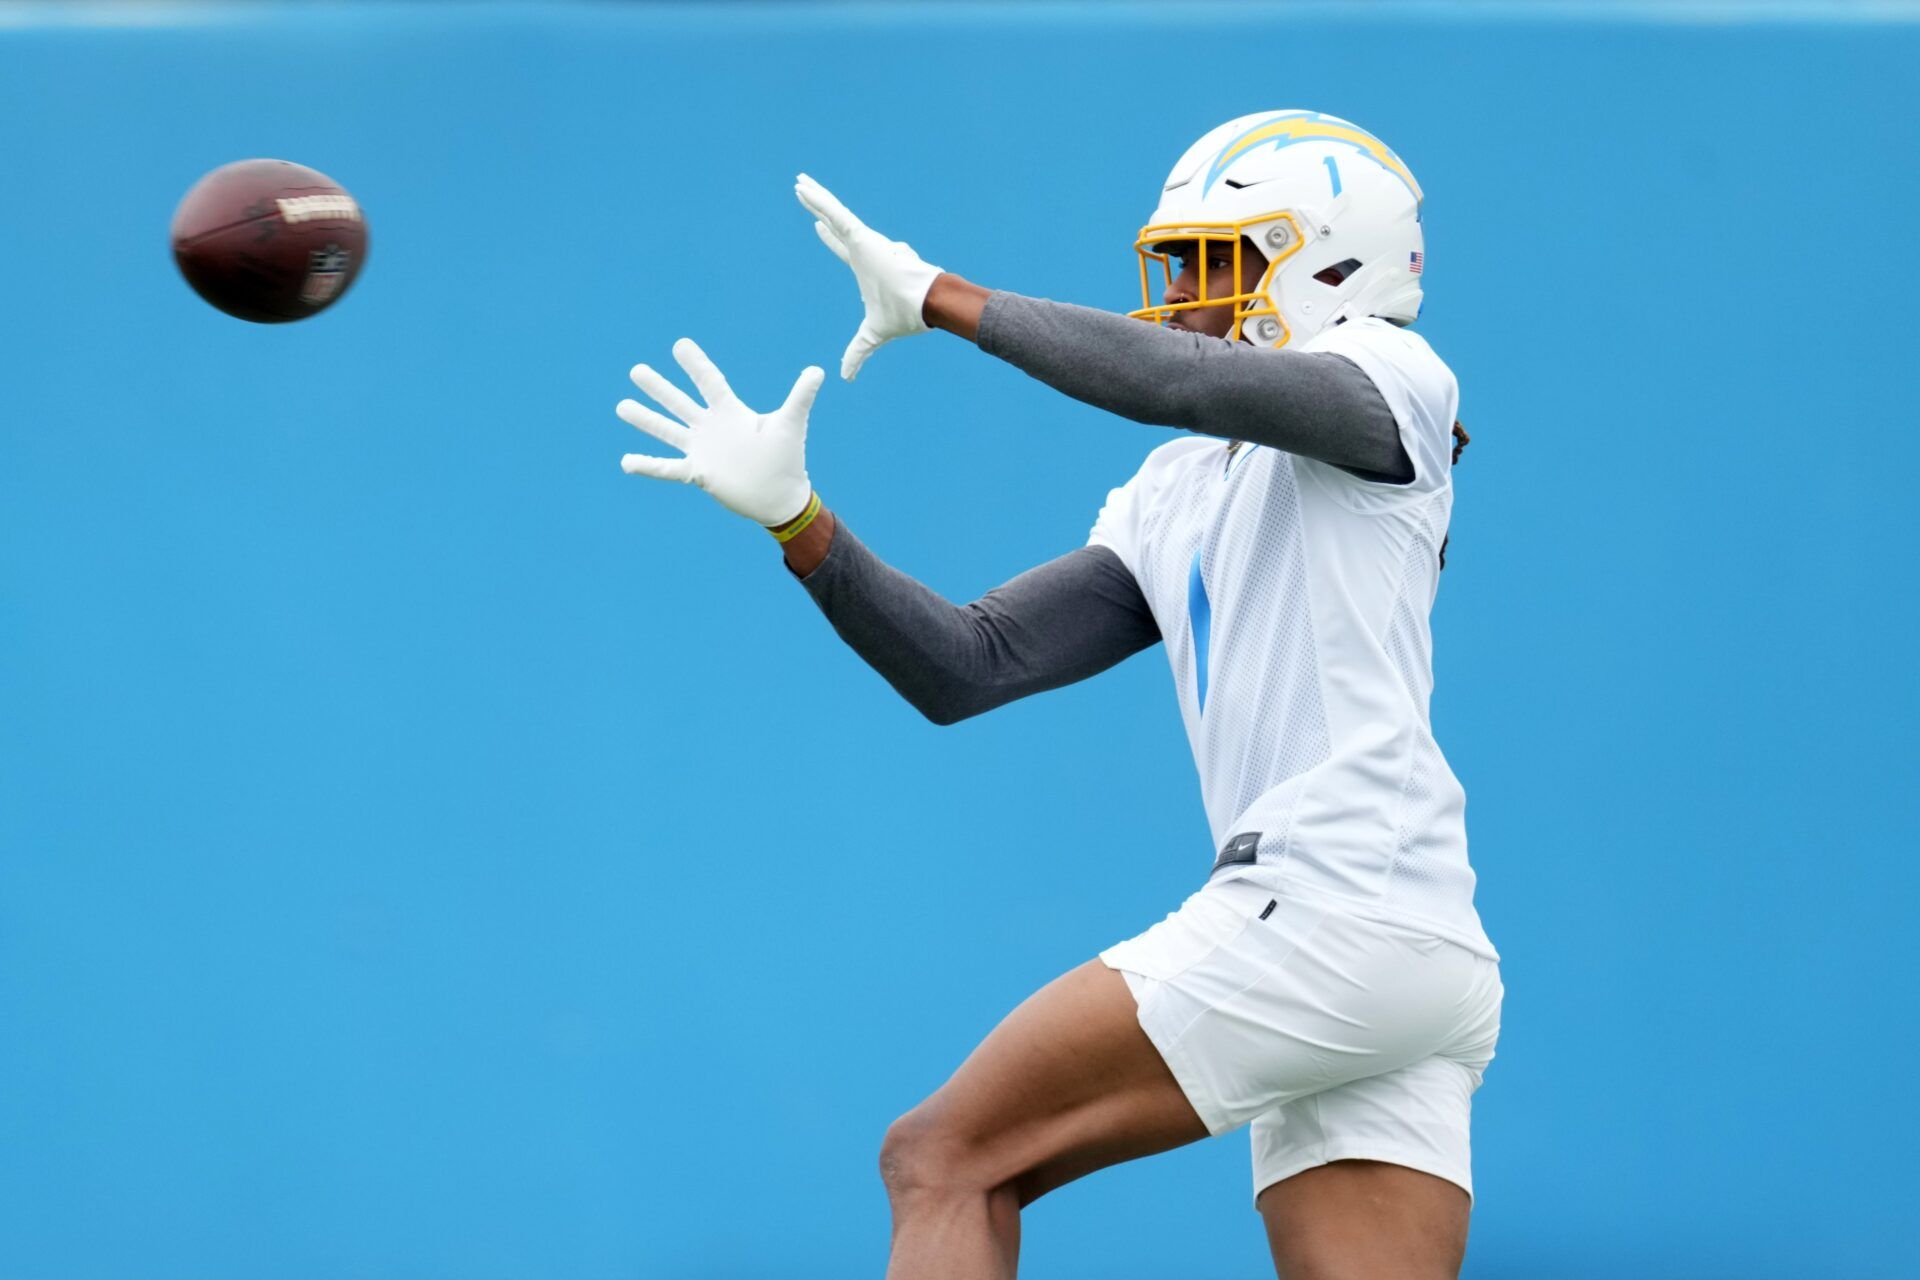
[879,959,1208,1280]
[1257,1159,1471,1280]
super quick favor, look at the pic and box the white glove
[795,173,943,381]
[617,337,824,528]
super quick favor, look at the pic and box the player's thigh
[1256,1159,1470,1280]
[1249,1056,1485,1280]
[886,958,1208,1202]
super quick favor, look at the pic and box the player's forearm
[972,292,1413,481]
[923,273,991,342]
[780,502,838,577]
[788,521,1158,725]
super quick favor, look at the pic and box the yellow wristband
[769,491,823,544]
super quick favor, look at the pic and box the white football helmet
[1132,110,1425,347]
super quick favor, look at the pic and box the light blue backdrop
[2,3,1915,1276]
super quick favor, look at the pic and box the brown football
[171,159,369,323]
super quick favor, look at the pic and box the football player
[617,111,1500,1280]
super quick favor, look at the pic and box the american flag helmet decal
[1409,250,1424,275]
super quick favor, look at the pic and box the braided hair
[1438,420,1469,570]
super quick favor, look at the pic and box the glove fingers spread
[813,219,852,264]
[620,452,692,482]
[794,174,864,243]
[671,337,733,407]
[780,365,826,420]
[616,397,691,450]
[628,362,703,426]
[840,331,878,382]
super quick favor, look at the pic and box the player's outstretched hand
[618,338,823,528]
[795,174,943,381]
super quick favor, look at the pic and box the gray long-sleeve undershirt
[977,291,1414,483]
[799,293,1412,721]
[798,522,1158,725]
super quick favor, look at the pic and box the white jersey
[1087,318,1494,959]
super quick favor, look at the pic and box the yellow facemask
[1129,211,1305,346]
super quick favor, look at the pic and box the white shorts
[1099,877,1502,1202]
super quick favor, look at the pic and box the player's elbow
[902,681,998,727]
[896,632,1006,725]
[914,696,981,727]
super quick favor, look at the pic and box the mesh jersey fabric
[1087,317,1494,959]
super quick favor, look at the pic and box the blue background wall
[2,2,1915,1276]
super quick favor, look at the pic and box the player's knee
[877,1109,940,1196]
[878,1106,978,1202]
